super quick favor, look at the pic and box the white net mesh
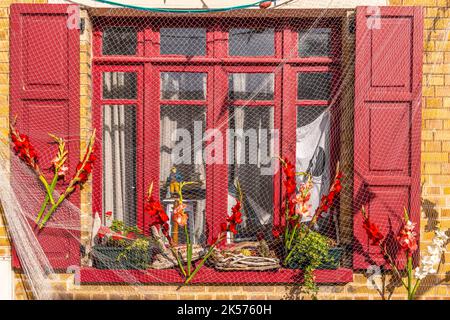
[1,1,448,300]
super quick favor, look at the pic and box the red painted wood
[281,25,341,229]
[10,4,80,270]
[90,18,348,281]
[80,267,353,284]
[92,64,144,230]
[353,6,422,269]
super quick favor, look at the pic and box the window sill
[79,267,353,285]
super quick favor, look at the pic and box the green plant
[117,237,151,269]
[276,157,342,267]
[110,220,142,237]
[290,226,332,298]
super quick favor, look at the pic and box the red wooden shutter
[10,4,80,270]
[353,6,422,269]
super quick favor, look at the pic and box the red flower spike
[397,220,418,256]
[361,207,384,246]
[272,226,282,238]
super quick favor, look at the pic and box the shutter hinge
[348,16,356,35]
[80,18,85,35]
[80,244,86,258]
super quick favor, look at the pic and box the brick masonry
[0,0,449,300]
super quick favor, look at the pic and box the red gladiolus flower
[314,171,343,220]
[226,200,243,235]
[363,218,384,246]
[173,203,188,227]
[74,152,96,186]
[361,208,384,246]
[397,220,418,256]
[272,226,282,238]
[144,195,169,229]
[10,127,39,170]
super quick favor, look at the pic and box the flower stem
[184,236,222,285]
[411,278,421,300]
[38,174,55,205]
[407,256,414,300]
[170,246,187,277]
[38,194,65,229]
[35,170,59,224]
[185,224,192,276]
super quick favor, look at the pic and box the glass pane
[228,73,274,100]
[160,28,206,56]
[228,106,275,241]
[103,105,137,226]
[161,72,207,100]
[296,106,330,219]
[160,105,207,244]
[229,28,275,56]
[102,72,137,100]
[297,72,331,100]
[102,27,137,56]
[298,28,331,57]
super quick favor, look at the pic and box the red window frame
[92,64,145,231]
[88,17,350,284]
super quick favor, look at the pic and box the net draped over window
[3,4,426,298]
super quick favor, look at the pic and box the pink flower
[397,220,418,256]
[173,203,188,227]
[57,164,69,178]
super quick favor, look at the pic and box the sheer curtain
[296,107,331,222]
[103,104,137,226]
[229,106,274,240]
[160,105,206,244]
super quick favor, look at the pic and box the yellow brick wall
[0,1,449,300]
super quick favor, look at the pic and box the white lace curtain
[102,104,137,226]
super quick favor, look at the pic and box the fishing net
[0,1,445,300]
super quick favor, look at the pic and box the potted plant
[92,220,151,270]
[287,229,343,271]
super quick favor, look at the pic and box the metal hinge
[348,16,356,35]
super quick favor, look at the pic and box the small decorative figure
[166,166,183,198]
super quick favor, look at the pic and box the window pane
[297,72,331,100]
[160,105,207,244]
[160,28,206,56]
[103,105,137,226]
[228,73,274,100]
[161,72,207,100]
[229,28,275,56]
[228,106,275,241]
[102,27,137,56]
[298,28,331,57]
[296,106,330,218]
[102,72,137,100]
